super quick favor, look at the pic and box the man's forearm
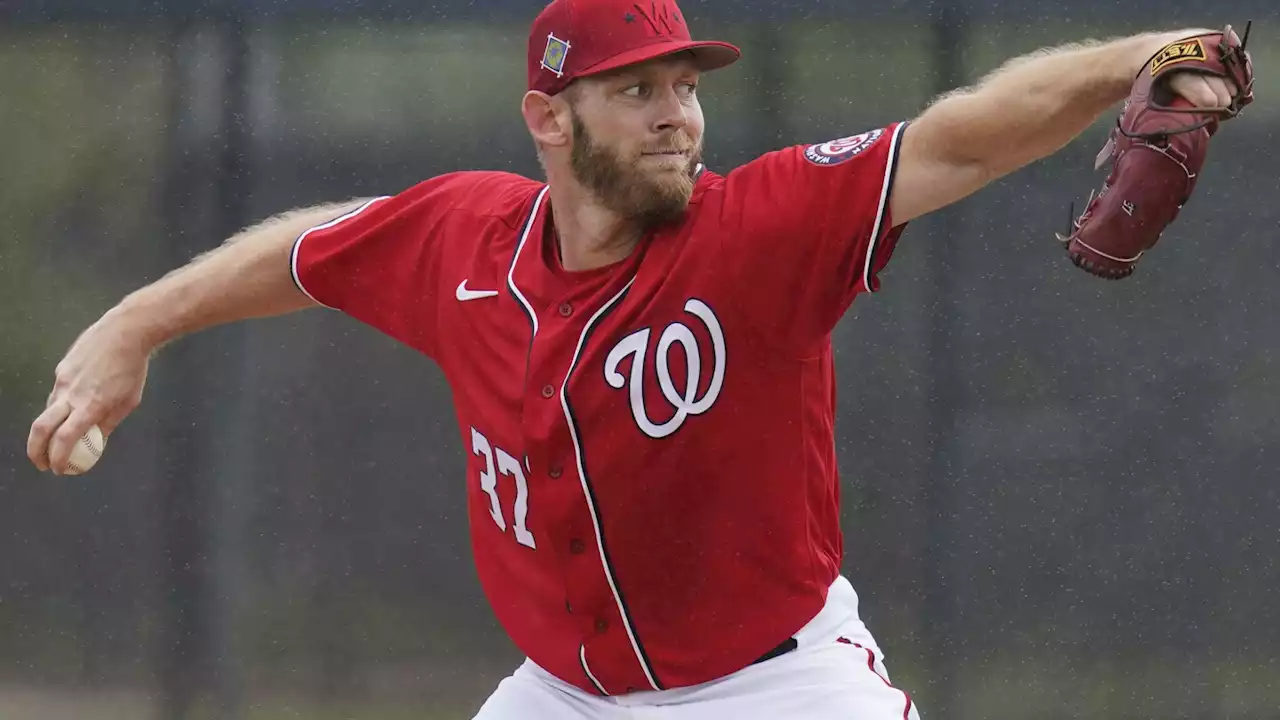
[108,199,370,351]
[922,29,1209,178]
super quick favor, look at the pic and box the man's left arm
[889,28,1240,226]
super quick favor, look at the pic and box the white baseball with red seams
[65,424,105,475]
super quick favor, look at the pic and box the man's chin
[634,193,693,229]
[576,163,697,228]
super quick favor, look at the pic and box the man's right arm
[118,198,374,349]
[33,169,488,473]
[28,198,372,474]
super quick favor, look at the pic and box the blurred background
[2,1,1279,718]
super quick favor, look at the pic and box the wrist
[107,291,176,354]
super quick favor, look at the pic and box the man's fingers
[47,405,103,475]
[1200,76,1238,109]
[1206,77,1230,108]
[28,400,72,473]
[1218,77,1239,107]
[1190,76,1222,109]
[1169,74,1235,110]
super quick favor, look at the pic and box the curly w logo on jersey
[603,299,727,439]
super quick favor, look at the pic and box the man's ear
[522,90,573,150]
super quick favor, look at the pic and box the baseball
[65,424,106,475]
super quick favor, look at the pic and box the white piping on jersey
[862,122,908,294]
[580,645,608,696]
[560,275,664,692]
[506,186,551,338]
[289,196,391,309]
[506,185,658,691]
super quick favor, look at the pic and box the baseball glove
[1057,23,1255,279]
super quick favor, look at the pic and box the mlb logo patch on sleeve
[803,128,885,166]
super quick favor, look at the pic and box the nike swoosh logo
[456,280,500,302]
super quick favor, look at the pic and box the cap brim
[577,40,742,81]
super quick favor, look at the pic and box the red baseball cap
[527,0,742,97]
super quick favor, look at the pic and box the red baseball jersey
[291,121,909,696]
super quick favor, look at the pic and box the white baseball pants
[473,575,922,720]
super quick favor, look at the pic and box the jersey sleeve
[716,121,909,353]
[290,172,475,359]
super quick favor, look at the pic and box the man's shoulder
[401,170,544,230]
[688,154,787,204]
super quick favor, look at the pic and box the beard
[569,110,703,230]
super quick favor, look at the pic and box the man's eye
[622,84,647,98]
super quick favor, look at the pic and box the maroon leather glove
[1058,23,1255,279]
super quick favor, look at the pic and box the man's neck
[546,181,643,272]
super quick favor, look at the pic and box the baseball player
[27,0,1251,717]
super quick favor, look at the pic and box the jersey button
[548,464,564,479]
[569,538,586,555]
[540,384,555,399]
[626,686,638,693]
[558,302,573,318]
[595,618,609,634]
